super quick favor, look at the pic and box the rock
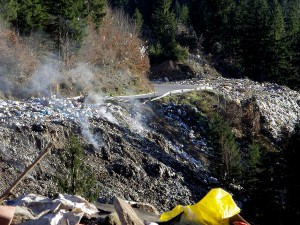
[128,202,159,215]
[150,60,196,81]
[113,197,144,225]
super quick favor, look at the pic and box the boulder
[150,61,195,81]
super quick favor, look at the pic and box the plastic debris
[160,188,241,225]
[5,194,99,225]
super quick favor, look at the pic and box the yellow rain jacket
[160,188,241,225]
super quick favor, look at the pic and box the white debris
[171,77,300,139]
[6,194,98,225]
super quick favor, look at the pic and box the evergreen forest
[1,0,299,90]
[109,0,300,90]
[1,1,300,225]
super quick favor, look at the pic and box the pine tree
[284,123,300,221]
[151,0,176,46]
[1,0,19,22]
[175,0,181,21]
[111,0,129,9]
[209,114,242,182]
[151,0,186,61]
[246,142,261,191]
[225,0,247,64]
[241,0,270,81]
[2,0,48,34]
[266,0,290,83]
[174,1,189,25]
[86,0,107,29]
[44,0,106,60]
[179,4,189,26]
[133,8,143,31]
[55,135,97,201]
[284,1,300,88]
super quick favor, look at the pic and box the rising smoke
[78,114,102,149]
[0,18,151,149]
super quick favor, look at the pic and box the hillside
[1,74,300,224]
[1,1,300,225]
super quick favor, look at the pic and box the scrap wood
[0,143,53,203]
[113,197,144,225]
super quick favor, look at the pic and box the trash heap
[0,95,148,136]
[173,77,300,139]
[0,94,210,213]
[0,193,161,225]
[0,188,250,225]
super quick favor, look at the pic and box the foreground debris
[1,194,160,225]
[1,189,251,225]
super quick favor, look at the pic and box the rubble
[1,194,160,225]
[0,94,209,213]
[172,77,300,139]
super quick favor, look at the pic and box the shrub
[75,8,152,95]
[0,28,38,86]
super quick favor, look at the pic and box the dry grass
[0,29,38,84]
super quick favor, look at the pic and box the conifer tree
[209,114,242,182]
[44,0,106,59]
[86,0,107,29]
[241,0,270,81]
[151,0,186,61]
[285,1,300,87]
[175,1,189,25]
[151,0,176,46]
[266,0,290,83]
[225,0,247,63]
[246,142,261,191]
[1,0,19,22]
[55,135,97,201]
[284,123,300,221]
[179,4,189,26]
[3,0,47,34]
[133,8,143,31]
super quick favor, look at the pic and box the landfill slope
[0,96,211,211]
[1,77,300,212]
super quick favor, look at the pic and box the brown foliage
[75,8,151,94]
[0,28,38,84]
[0,9,152,98]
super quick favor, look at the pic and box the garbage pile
[173,77,300,139]
[0,193,160,225]
[0,188,250,225]
[0,94,209,213]
[0,96,117,126]
[0,95,148,137]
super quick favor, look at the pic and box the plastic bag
[160,188,240,225]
